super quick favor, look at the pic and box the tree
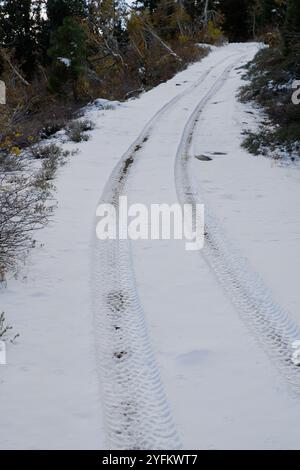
[48,16,87,99]
[285,0,300,32]
[257,0,286,31]
[0,0,42,78]
[46,0,87,29]
[282,0,300,52]
[218,0,252,41]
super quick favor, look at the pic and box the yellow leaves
[178,35,189,44]
[0,133,22,156]
[207,20,223,42]
[0,136,12,149]
[10,146,21,156]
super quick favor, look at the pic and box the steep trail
[175,63,300,394]
[92,47,243,449]
[128,43,300,449]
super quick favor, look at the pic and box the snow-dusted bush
[240,46,300,161]
[30,143,75,181]
[0,151,25,173]
[0,312,19,343]
[29,143,64,160]
[0,172,53,272]
[66,119,95,143]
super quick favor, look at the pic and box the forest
[0,0,299,275]
[0,0,298,156]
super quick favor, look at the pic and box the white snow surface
[1,42,300,450]
[58,57,71,67]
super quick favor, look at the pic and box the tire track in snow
[91,53,239,449]
[175,54,300,394]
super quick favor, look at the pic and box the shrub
[29,143,64,160]
[30,143,75,182]
[66,119,95,143]
[0,151,25,172]
[240,46,300,160]
[0,312,19,343]
[40,121,66,139]
[0,172,53,271]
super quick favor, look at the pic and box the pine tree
[48,16,87,99]
[285,0,300,32]
[258,0,286,30]
[218,0,252,41]
[46,0,87,29]
[281,0,300,53]
[0,0,41,78]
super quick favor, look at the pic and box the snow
[292,341,300,366]
[0,341,6,365]
[58,57,71,67]
[129,43,300,449]
[84,98,121,112]
[292,349,300,367]
[191,63,300,328]
[1,42,300,450]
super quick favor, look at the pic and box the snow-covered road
[1,43,300,450]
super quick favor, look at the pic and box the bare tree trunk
[0,49,30,86]
[203,0,209,26]
[252,11,256,39]
[143,23,182,62]
[177,0,185,36]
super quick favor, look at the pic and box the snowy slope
[130,44,300,449]
[1,42,300,450]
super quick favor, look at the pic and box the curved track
[91,53,240,449]
[175,57,300,395]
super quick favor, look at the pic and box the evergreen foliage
[0,0,298,157]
